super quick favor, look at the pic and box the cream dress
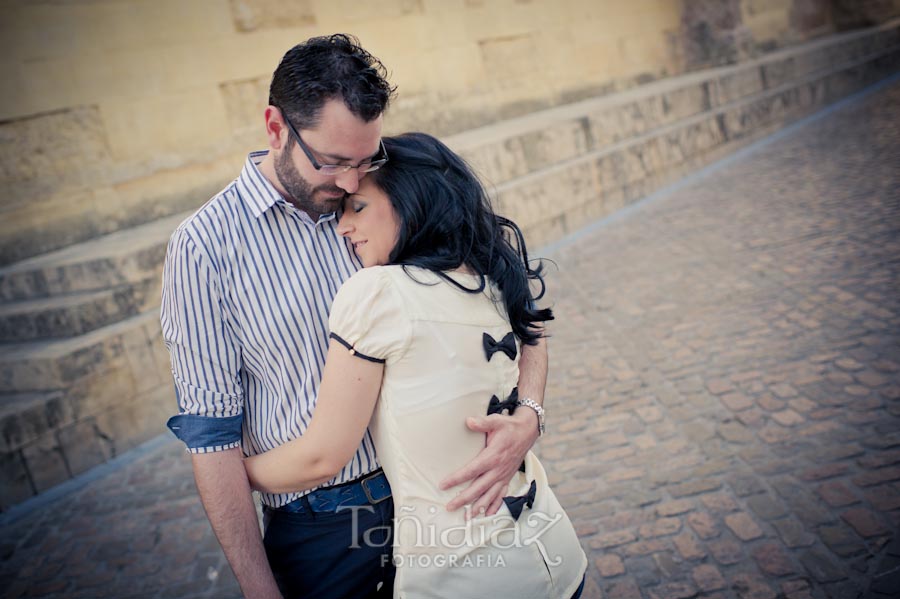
[329,265,587,599]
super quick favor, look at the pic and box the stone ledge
[0,279,159,342]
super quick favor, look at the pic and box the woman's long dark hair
[368,132,553,345]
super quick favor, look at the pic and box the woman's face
[337,176,400,267]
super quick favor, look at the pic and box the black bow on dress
[503,479,537,520]
[487,388,519,416]
[483,332,517,361]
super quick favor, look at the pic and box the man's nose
[334,169,362,194]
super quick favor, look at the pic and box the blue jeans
[263,497,394,598]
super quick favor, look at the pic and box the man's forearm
[192,449,282,599]
[517,337,548,405]
[515,336,548,436]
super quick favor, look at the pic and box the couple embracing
[162,34,587,599]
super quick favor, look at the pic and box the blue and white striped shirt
[161,151,378,507]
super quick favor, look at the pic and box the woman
[245,132,587,598]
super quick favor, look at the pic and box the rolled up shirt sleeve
[161,226,244,453]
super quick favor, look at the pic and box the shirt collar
[240,151,338,227]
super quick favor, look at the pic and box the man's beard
[274,148,346,219]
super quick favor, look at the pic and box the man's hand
[439,408,540,517]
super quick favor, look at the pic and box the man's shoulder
[172,179,243,242]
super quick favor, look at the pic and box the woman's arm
[244,341,384,495]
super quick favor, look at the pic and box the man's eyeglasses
[278,108,388,176]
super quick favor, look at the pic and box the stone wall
[2,0,899,265]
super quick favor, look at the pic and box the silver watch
[516,398,545,436]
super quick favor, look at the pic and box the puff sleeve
[328,267,411,363]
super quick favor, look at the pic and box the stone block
[0,392,70,452]
[462,138,530,186]
[92,386,172,458]
[68,357,139,420]
[0,449,33,509]
[57,417,112,477]
[99,87,231,164]
[0,106,111,213]
[711,68,765,106]
[519,119,593,174]
[21,434,70,493]
[228,0,316,32]
[762,57,798,89]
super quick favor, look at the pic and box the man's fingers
[445,472,494,512]
[464,415,503,434]
[439,446,502,491]
[486,494,505,517]
[471,481,507,518]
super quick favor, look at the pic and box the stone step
[449,19,900,190]
[0,390,66,455]
[0,278,160,342]
[485,33,900,248]
[0,309,163,393]
[0,309,172,507]
[0,211,185,303]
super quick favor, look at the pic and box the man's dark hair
[269,34,396,132]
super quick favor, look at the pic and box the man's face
[274,99,383,220]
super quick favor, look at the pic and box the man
[162,34,547,599]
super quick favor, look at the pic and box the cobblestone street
[1,78,898,598]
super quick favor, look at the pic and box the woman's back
[329,265,586,598]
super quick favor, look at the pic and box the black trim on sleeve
[329,333,386,364]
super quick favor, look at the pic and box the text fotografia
[343,504,565,566]
[382,553,507,568]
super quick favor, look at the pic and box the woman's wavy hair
[368,132,553,345]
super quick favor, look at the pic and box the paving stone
[640,518,682,538]
[816,481,859,507]
[780,579,815,599]
[691,563,726,592]
[686,512,719,540]
[841,507,889,538]
[699,493,739,513]
[648,581,699,599]
[727,475,766,497]
[864,485,900,511]
[669,478,722,498]
[819,524,868,557]
[672,532,706,561]
[605,577,642,599]
[724,512,764,541]
[772,519,817,548]
[627,555,663,587]
[799,547,849,583]
[721,392,754,411]
[746,493,788,521]
[656,499,694,517]
[798,463,849,481]
[707,537,744,565]
[732,573,777,599]
[595,554,625,577]
[752,542,798,576]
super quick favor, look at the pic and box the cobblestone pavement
[2,80,899,599]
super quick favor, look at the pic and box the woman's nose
[336,211,354,236]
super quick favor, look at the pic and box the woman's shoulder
[336,265,415,308]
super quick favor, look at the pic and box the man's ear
[264,105,286,151]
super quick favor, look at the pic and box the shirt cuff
[166,413,243,454]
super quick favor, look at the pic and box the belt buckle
[361,472,389,505]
